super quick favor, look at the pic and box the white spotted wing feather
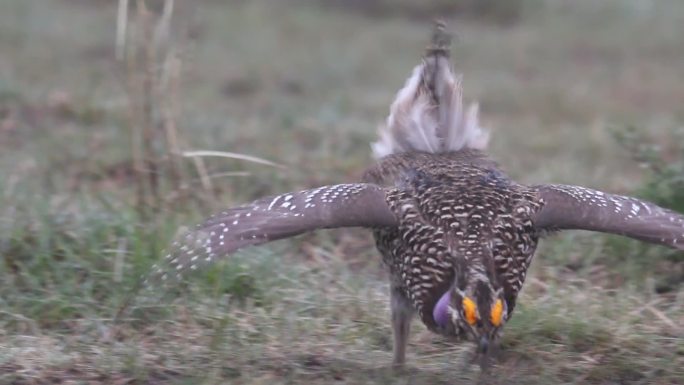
[535,184,684,250]
[149,184,397,283]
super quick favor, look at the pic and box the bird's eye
[461,297,477,325]
[490,298,505,327]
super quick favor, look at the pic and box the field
[0,0,683,383]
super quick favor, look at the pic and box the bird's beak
[478,335,489,355]
[474,335,494,370]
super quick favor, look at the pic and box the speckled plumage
[148,22,684,368]
[364,151,542,331]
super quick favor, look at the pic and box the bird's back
[365,151,543,329]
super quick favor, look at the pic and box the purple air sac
[433,290,451,327]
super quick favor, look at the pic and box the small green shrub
[613,125,684,213]
[607,125,684,291]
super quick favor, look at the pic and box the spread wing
[533,184,684,250]
[149,183,397,283]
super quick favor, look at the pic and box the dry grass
[0,0,683,383]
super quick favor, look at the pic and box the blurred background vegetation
[0,0,682,383]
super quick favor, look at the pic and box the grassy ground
[0,0,683,383]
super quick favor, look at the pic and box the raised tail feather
[371,21,489,159]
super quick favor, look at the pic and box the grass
[0,0,683,383]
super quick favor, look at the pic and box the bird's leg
[390,285,414,368]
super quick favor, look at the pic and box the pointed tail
[372,21,489,159]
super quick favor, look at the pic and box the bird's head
[433,279,508,357]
